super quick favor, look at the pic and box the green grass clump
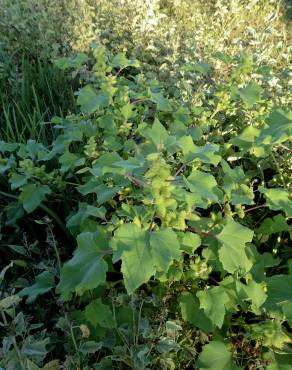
[0,51,76,143]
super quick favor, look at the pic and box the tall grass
[0,51,76,144]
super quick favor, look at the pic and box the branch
[148,212,156,232]
[279,144,292,153]
[175,164,186,177]
[126,175,146,188]
[186,226,216,239]
[244,204,267,213]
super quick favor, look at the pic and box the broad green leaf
[151,228,182,272]
[264,275,292,318]
[156,338,180,353]
[184,170,221,205]
[248,246,280,283]
[231,110,292,156]
[19,184,51,213]
[191,144,221,165]
[77,85,112,114]
[217,218,253,274]
[220,160,254,204]
[42,359,60,370]
[179,292,213,332]
[267,110,292,127]
[251,320,291,349]
[80,341,103,354]
[22,338,50,362]
[197,286,229,328]
[111,53,140,69]
[282,301,292,326]
[169,120,188,138]
[221,160,254,205]
[9,173,28,190]
[5,201,25,226]
[90,152,122,177]
[95,184,122,204]
[54,53,88,70]
[141,118,169,148]
[259,187,292,217]
[230,184,254,205]
[85,298,115,328]
[257,214,289,235]
[19,272,54,304]
[111,224,181,294]
[179,136,221,165]
[219,275,241,311]
[120,103,136,120]
[57,231,108,295]
[150,92,171,112]
[67,203,106,234]
[156,262,183,283]
[194,62,210,75]
[0,141,18,153]
[221,160,246,185]
[112,156,146,175]
[6,244,26,256]
[102,135,123,151]
[59,151,85,174]
[197,341,241,370]
[77,178,101,196]
[238,81,263,108]
[256,110,292,146]
[0,155,16,174]
[111,224,155,294]
[229,126,260,152]
[18,139,47,160]
[180,232,201,254]
[173,107,191,126]
[236,280,267,314]
[267,352,292,370]
[0,295,21,309]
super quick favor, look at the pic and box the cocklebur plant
[0,49,291,368]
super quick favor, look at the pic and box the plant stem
[271,151,288,190]
[148,212,156,232]
[47,223,62,276]
[12,337,26,370]
[69,320,81,365]
[187,226,216,239]
[126,174,146,188]
[40,203,69,238]
[279,144,292,153]
[135,298,144,345]
[0,309,8,326]
[175,164,186,177]
[112,301,131,353]
[244,204,267,213]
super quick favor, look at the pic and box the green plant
[0,49,291,369]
